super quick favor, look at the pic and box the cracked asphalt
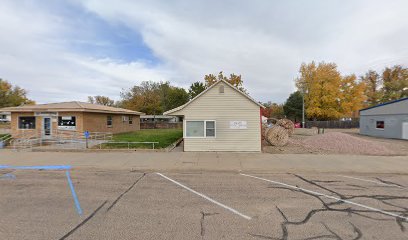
[0,169,407,239]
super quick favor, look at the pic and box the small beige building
[164,80,264,152]
[0,101,143,139]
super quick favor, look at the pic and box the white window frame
[184,120,216,138]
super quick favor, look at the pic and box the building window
[107,116,113,127]
[19,116,36,129]
[58,116,76,130]
[129,116,133,125]
[376,121,384,129]
[185,120,216,138]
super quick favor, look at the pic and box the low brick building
[0,101,143,139]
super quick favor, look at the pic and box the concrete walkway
[0,150,407,174]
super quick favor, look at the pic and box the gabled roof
[0,101,144,115]
[359,97,408,112]
[164,79,264,115]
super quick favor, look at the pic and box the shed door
[403,122,408,140]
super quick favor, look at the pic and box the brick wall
[83,112,140,133]
[10,112,141,138]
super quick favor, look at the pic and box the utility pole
[302,93,305,128]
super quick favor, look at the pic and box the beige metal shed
[164,80,264,152]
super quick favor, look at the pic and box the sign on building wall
[35,112,58,116]
[229,121,247,129]
[58,116,76,130]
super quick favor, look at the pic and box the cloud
[0,0,407,104]
[77,0,408,101]
[0,0,169,103]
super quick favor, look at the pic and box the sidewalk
[0,150,407,174]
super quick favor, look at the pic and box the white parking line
[337,175,404,188]
[156,173,251,220]
[240,173,408,221]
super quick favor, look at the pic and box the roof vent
[219,85,224,93]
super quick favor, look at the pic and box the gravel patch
[301,132,397,155]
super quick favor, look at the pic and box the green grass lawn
[102,129,183,149]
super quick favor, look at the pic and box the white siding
[172,82,261,152]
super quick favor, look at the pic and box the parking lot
[1,167,407,239]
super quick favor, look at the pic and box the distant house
[0,112,11,122]
[164,79,264,152]
[0,101,144,139]
[359,97,408,140]
[140,115,181,123]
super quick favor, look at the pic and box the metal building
[359,97,408,140]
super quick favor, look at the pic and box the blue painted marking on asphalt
[65,171,83,215]
[0,165,71,170]
[0,164,82,216]
[0,173,16,179]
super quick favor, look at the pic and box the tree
[159,82,190,112]
[296,62,343,120]
[119,81,189,115]
[204,71,247,93]
[0,79,35,108]
[283,91,303,122]
[360,70,382,106]
[340,75,366,118]
[261,102,273,118]
[261,102,285,119]
[188,81,206,99]
[88,95,115,106]
[270,103,285,119]
[120,81,162,114]
[381,65,408,102]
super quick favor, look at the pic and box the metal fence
[305,120,359,129]
[97,141,159,149]
[140,122,182,129]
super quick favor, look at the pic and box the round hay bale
[276,119,295,136]
[261,123,268,138]
[265,126,289,146]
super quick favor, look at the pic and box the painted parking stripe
[240,173,408,221]
[0,165,82,216]
[156,173,251,220]
[66,171,83,215]
[337,175,404,188]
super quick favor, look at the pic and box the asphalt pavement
[1,168,407,239]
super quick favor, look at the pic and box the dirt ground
[263,128,408,156]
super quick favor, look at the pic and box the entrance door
[403,122,408,140]
[42,117,52,139]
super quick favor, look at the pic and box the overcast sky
[1,0,407,104]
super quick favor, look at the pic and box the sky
[1,0,407,104]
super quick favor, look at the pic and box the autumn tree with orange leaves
[204,71,247,93]
[296,61,366,120]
